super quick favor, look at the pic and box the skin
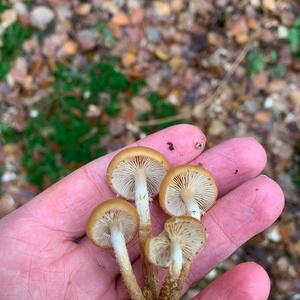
[0,124,284,300]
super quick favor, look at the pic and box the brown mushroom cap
[145,216,207,267]
[159,165,218,217]
[107,146,170,200]
[86,198,139,248]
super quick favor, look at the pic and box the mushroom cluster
[86,146,218,300]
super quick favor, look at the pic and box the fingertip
[235,262,271,291]
[230,137,267,175]
[254,175,285,223]
[228,262,271,300]
[140,124,206,164]
[163,123,207,149]
[196,262,270,300]
[196,137,267,195]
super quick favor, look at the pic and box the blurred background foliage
[0,0,299,299]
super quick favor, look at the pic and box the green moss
[0,21,34,79]
[246,50,266,78]
[12,61,146,189]
[292,143,300,187]
[0,3,9,13]
[286,15,300,57]
[139,92,181,134]
[22,95,108,188]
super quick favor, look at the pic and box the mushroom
[159,165,218,220]
[145,216,207,300]
[107,146,170,298]
[86,198,145,300]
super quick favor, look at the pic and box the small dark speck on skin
[195,142,202,149]
[167,142,175,151]
[234,169,239,174]
[67,281,71,286]
[256,188,259,191]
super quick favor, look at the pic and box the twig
[135,110,192,127]
[135,40,254,128]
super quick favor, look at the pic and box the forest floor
[0,1,300,299]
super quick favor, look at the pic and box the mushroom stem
[134,168,159,299]
[170,241,182,280]
[135,168,151,228]
[110,226,145,300]
[181,189,201,220]
[159,262,191,300]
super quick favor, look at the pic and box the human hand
[0,125,284,299]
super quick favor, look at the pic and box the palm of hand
[0,125,284,300]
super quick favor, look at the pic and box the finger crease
[208,213,239,248]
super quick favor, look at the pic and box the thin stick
[135,41,253,128]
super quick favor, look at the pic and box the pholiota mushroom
[159,165,218,220]
[107,146,170,299]
[86,198,145,300]
[145,216,207,300]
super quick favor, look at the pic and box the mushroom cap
[86,198,139,248]
[107,146,170,200]
[159,165,218,217]
[145,216,207,268]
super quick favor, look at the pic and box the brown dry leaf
[153,2,171,17]
[171,0,184,12]
[122,52,136,67]
[130,8,145,25]
[60,40,78,56]
[154,47,169,60]
[252,72,268,91]
[75,4,91,16]
[3,144,18,155]
[262,0,277,12]
[169,56,186,73]
[1,9,18,29]
[289,90,300,106]
[0,194,16,218]
[111,11,130,26]
[131,97,151,113]
[254,111,272,123]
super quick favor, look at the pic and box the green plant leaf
[288,28,300,53]
[0,2,9,13]
[246,50,266,78]
[271,49,278,63]
[293,16,300,28]
[269,64,286,79]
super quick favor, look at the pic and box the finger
[80,137,267,273]
[194,137,267,196]
[116,175,284,298]
[19,124,206,239]
[194,262,270,300]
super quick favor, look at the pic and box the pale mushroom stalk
[134,168,151,231]
[110,225,145,300]
[169,240,183,280]
[134,168,159,299]
[181,189,202,220]
[146,216,207,300]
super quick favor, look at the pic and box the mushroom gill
[91,210,137,248]
[111,155,168,200]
